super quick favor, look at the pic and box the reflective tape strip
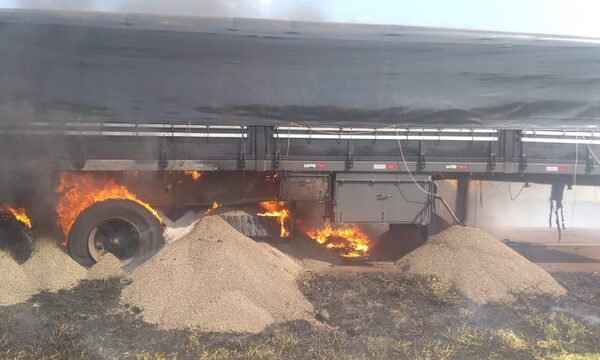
[273,133,498,141]
[0,130,247,138]
[302,163,328,169]
[0,122,247,138]
[521,137,600,145]
[276,126,497,134]
[29,122,246,130]
[545,166,569,173]
[373,164,399,170]
[522,130,600,137]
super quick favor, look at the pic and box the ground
[0,270,599,360]
[1,226,600,360]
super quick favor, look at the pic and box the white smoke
[11,0,324,21]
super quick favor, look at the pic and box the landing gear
[549,183,566,241]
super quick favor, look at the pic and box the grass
[443,325,490,352]
[413,275,458,305]
[391,338,455,360]
[47,324,87,356]
[2,272,599,360]
[133,350,173,360]
[535,313,592,353]
[4,324,90,360]
[297,271,319,296]
[496,328,528,350]
[199,348,234,360]
[542,354,600,360]
[0,319,10,355]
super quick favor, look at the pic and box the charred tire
[67,199,164,271]
[0,217,34,263]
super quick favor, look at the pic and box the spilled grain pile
[121,215,313,333]
[0,239,86,306]
[23,239,87,292]
[87,252,126,280]
[0,251,38,306]
[395,226,567,303]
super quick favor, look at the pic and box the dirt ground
[0,269,599,359]
[1,225,600,359]
[496,227,600,273]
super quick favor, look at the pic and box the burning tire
[67,199,164,270]
[0,211,34,263]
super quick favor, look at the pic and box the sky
[1,0,600,38]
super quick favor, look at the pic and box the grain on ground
[22,239,86,292]
[395,226,567,303]
[0,251,38,305]
[87,252,126,280]
[121,215,313,333]
[1,239,86,305]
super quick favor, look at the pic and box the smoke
[12,0,100,11]
[12,0,325,21]
[468,182,600,229]
[553,306,600,325]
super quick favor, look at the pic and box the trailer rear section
[1,10,599,267]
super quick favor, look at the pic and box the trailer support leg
[455,176,469,225]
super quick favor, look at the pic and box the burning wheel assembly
[0,207,34,263]
[67,199,164,270]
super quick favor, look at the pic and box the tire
[0,216,34,264]
[67,199,164,271]
[220,213,268,237]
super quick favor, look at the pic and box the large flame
[184,171,203,181]
[55,172,161,238]
[257,201,290,237]
[0,205,32,228]
[203,201,221,216]
[307,222,370,257]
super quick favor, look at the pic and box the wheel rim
[88,218,142,265]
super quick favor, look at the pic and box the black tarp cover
[1,10,600,129]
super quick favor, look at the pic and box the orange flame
[307,222,370,257]
[203,201,221,216]
[258,201,290,237]
[0,206,32,228]
[55,172,161,238]
[184,171,203,181]
[265,172,280,182]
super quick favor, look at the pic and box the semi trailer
[0,9,599,267]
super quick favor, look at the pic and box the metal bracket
[586,154,594,174]
[239,148,246,169]
[159,138,168,169]
[347,141,354,170]
[273,128,281,169]
[76,137,86,169]
[489,153,497,170]
[418,153,426,170]
[239,129,246,169]
[274,149,281,169]
[519,154,528,173]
